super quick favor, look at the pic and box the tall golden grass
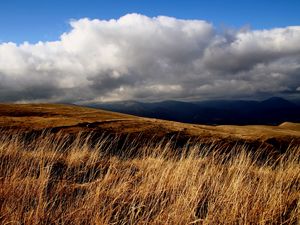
[0,132,299,224]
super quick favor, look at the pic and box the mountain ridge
[86,97,300,125]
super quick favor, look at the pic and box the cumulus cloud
[0,13,300,102]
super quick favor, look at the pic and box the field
[0,104,299,224]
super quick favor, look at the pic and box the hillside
[88,97,300,125]
[1,103,300,151]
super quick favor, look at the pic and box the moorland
[0,104,299,224]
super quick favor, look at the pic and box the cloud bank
[0,13,300,102]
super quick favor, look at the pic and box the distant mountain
[292,99,300,106]
[260,97,296,109]
[86,97,300,125]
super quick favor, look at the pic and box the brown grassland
[0,104,299,224]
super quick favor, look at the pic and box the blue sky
[0,0,300,43]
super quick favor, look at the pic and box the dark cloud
[0,14,299,103]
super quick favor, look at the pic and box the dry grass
[0,132,299,225]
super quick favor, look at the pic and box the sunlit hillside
[0,104,299,224]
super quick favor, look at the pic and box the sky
[0,0,300,102]
[1,0,300,44]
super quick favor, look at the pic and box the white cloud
[0,13,300,102]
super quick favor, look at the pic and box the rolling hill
[0,103,299,151]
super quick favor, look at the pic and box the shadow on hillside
[2,126,296,162]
